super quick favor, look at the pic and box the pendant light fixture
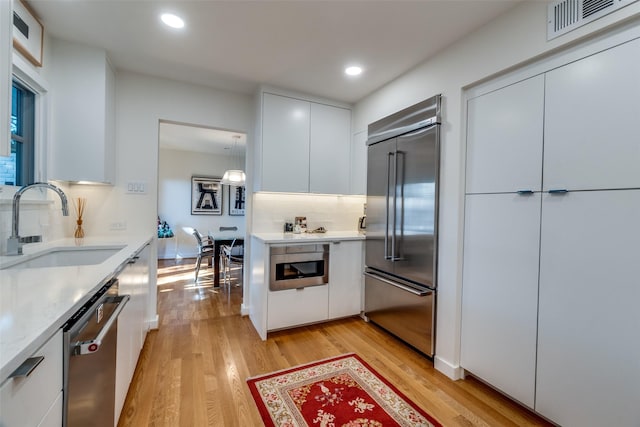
[220,135,246,185]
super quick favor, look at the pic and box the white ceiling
[28,0,521,153]
[159,122,246,155]
[29,0,520,105]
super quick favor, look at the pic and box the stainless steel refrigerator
[364,95,441,357]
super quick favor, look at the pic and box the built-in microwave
[269,244,329,291]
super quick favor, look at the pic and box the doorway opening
[157,120,247,295]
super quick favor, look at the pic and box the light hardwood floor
[118,259,552,427]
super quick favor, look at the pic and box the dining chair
[220,238,244,288]
[192,229,214,281]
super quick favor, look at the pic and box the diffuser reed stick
[74,197,86,239]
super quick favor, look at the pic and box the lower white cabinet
[461,193,540,408]
[267,285,329,330]
[115,244,150,424]
[535,190,640,426]
[0,330,63,427]
[328,241,363,319]
[38,392,63,427]
[253,239,365,335]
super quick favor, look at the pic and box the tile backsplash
[252,193,366,233]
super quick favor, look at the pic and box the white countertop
[252,230,365,243]
[0,235,152,382]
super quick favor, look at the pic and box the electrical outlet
[110,221,127,231]
[126,181,146,194]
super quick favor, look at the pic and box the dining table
[210,236,244,287]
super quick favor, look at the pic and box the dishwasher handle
[73,295,130,356]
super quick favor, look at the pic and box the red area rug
[247,353,441,427]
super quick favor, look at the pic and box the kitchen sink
[1,245,125,270]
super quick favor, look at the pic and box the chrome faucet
[6,182,70,255]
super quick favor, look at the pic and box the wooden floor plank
[118,258,552,426]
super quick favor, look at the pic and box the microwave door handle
[72,295,130,356]
[385,152,394,260]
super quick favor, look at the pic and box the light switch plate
[126,181,146,194]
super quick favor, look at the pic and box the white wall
[158,147,246,258]
[114,71,253,325]
[354,1,640,378]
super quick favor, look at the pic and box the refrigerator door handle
[385,152,394,260]
[391,150,398,261]
[392,150,404,262]
[364,271,431,296]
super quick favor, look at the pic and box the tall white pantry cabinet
[461,37,640,426]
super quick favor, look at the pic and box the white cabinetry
[258,91,351,194]
[349,130,367,195]
[249,238,364,339]
[328,241,363,318]
[309,102,350,194]
[0,0,11,157]
[534,37,640,426]
[0,330,63,427]
[115,243,150,423]
[262,93,310,193]
[462,37,640,425]
[461,75,544,408]
[267,285,329,330]
[461,194,540,408]
[49,39,115,184]
[543,39,640,192]
[536,190,640,426]
[465,75,544,194]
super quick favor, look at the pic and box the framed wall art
[12,0,44,67]
[191,176,222,215]
[228,184,245,216]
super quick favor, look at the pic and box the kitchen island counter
[0,235,152,382]
[252,230,364,244]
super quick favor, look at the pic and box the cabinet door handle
[517,190,534,195]
[9,356,44,378]
[548,189,568,194]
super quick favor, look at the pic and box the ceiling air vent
[548,0,639,40]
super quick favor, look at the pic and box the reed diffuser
[74,197,86,241]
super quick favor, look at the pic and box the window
[1,80,35,186]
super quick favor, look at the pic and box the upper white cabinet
[349,130,367,195]
[258,91,352,194]
[309,102,350,194]
[543,38,640,192]
[0,0,11,157]
[49,39,115,184]
[262,93,310,193]
[465,75,544,194]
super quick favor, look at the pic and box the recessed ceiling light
[345,66,363,76]
[161,13,185,29]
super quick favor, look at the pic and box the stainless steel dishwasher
[62,279,129,427]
